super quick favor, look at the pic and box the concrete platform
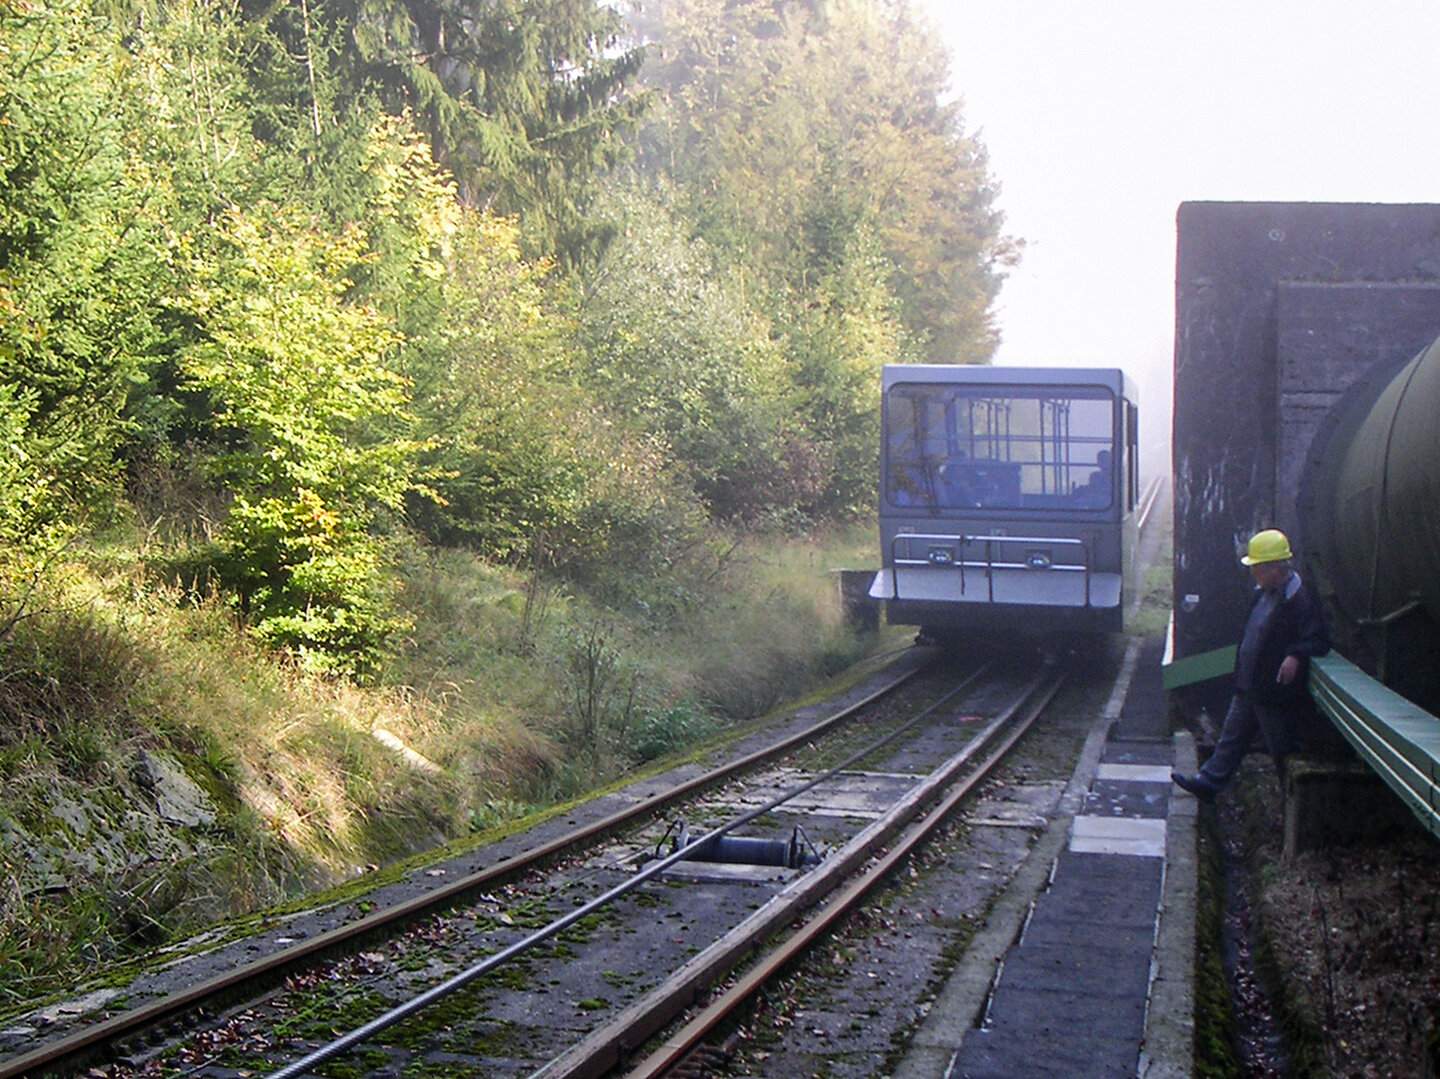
[895,637,1198,1079]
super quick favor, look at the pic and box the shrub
[216,493,409,679]
[627,701,717,763]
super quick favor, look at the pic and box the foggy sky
[923,0,1440,458]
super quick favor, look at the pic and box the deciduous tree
[631,0,1013,363]
[174,203,421,675]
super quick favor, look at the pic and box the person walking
[1172,529,1330,801]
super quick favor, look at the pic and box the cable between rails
[545,667,1064,1079]
[262,663,994,1079]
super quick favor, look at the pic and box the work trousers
[1197,691,1299,791]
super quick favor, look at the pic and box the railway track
[4,648,1077,1079]
[599,667,1062,1079]
[2,650,932,1079]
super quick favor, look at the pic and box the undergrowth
[0,525,879,1006]
[1127,530,1173,638]
[1193,810,1242,1077]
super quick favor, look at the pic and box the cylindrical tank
[1301,334,1440,708]
[1303,335,1440,626]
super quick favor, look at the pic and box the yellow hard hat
[1241,529,1292,565]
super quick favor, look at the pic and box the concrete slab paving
[1029,884,1158,930]
[1069,815,1167,856]
[1016,919,1157,955]
[996,942,1153,996]
[1035,853,1164,916]
[1084,777,1171,819]
[1096,763,1173,784]
[894,637,1197,1079]
[956,992,1147,1078]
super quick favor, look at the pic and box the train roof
[881,365,1136,400]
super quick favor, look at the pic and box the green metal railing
[1310,653,1440,841]
[1161,631,1440,840]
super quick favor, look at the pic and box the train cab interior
[884,382,1136,517]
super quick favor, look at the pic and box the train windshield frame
[884,381,1119,512]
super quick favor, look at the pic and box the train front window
[885,383,1116,511]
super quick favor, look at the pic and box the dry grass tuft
[0,524,882,1005]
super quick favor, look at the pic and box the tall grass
[0,524,884,1006]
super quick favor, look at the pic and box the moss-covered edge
[1232,776,1330,1077]
[1193,808,1241,1077]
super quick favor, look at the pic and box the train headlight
[1025,550,1052,570]
[927,546,954,566]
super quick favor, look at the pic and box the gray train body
[870,365,1140,643]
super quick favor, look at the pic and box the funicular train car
[869,365,1139,643]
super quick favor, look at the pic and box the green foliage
[561,620,638,750]
[0,384,65,559]
[0,0,1013,666]
[0,609,148,759]
[547,412,710,605]
[351,122,587,560]
[0,0,164,527]
[633,0,1013,364]
[577,185,807,521]
[211,491,408,677]
[628,701,717,763]
[279,0,650,266]
[783,220,905,517]
[618,0,1014,516]
[1129,539,1175,637]
[109,0,257,214]
[178,206,414,503]
[172,203,422,676]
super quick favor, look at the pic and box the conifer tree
[253,0,650,265]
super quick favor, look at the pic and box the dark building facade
[1172,202,1440,706]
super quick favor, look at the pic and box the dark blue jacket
[1241,573,1330,706]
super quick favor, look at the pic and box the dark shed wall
[1278,280,1440,545]
[1172,202,1440,674]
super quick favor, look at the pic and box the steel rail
[0,654,932,1079]
[1136,474,1165,535]
[260,662,993,1079]
[533,668,1065,1079]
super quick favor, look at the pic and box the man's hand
[1277,655,1301,685]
